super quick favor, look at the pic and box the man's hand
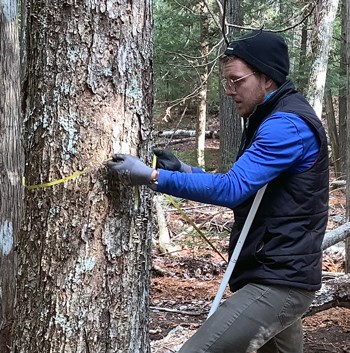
[107,154,154,186]
[153,149,191,173]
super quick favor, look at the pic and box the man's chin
[235,104,246,117]
[238,110,248,118]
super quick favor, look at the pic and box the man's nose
[225,87,237,96]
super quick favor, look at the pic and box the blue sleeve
[191,166,205,173]
[156,113,319,209]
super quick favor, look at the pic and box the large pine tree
[14,1,153,352]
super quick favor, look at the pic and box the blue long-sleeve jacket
[156,112,319,208]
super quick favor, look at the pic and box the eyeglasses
[222,72,255,92]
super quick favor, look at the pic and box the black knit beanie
[224,30,290,85]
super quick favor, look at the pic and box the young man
[108,30,329,352]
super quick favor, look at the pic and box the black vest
[229,81,329,292]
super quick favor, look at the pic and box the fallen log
[330,180,346,188]
[306,274,350,316]
[150,306,203,316]
[156,129,220,139]
[306,224,350,315]
[322,221,350,250]
[155,137,196,148]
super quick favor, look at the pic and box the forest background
[0,0,349,353]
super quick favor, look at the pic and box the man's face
[222,58,268,118]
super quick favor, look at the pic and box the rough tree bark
[307,0,339,118]
[0,1,23,352]
[218,0,241,172]
[14,1,153,352]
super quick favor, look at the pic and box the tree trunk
[219,0,241,173]
[338,0,347,176]
[296,0,310,95]
[307,0,339,118]
[19,0,27,84]
[345,0,350,274]
[196,1,209,169]
[0,2,23,352]
[324,90,340,173]
[14,1,153,352]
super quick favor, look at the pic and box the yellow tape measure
[21,158,112,190]
[22,169,88,190]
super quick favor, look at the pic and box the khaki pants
[178,283,315,353]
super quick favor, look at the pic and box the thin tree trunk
[219,0,241,172]
[0,2,23,352]
[339,0,347,176]
[307,0,339,118]
[14,1,153,352]
[296,0,310,94]
[345,0,350,274]
[324,90,340,173]
[196,1,209,169]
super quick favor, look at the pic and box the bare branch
[158,38,224,61]
[215,0,223,16]
[225,4,316,34]
[157,53,219,110]
[171,0,199,16]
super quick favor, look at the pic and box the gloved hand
[107,154,154,186]
[153,148,191,173]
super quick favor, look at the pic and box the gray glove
[153,149,191,173]
[107,154,154,186]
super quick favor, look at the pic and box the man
[108,30,329,353]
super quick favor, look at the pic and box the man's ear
[264,75,278,90]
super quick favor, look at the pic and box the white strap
[207,184,267,318]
